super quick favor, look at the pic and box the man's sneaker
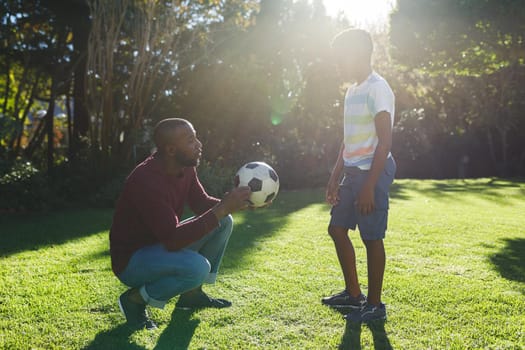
[321,290,367,309]
[118,290,157,330]
[176,289,232,310]
[344,303,387,324]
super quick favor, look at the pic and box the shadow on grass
[489,238,525,287]
[0,208,113,257]
[83,308,199,350]
[333,308,392,350]
[0,188,322,261]
[390,178,525,205]
[154,308,200,350]
[339,320,393,350]
[366,320,393,350]
[82,324,146,350]
[221,188,326,268]
[339,321,362,350]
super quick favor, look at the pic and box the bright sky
[322,0,396,28]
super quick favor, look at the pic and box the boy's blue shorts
[329,157,396,240]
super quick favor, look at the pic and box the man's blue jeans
[117,215,233,309]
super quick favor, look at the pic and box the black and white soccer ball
[234,162,279,208]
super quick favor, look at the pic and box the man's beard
[175,151,199,167]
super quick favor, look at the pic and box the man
[110,118,251,330]
[322,29,396,323]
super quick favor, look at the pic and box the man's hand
[326,179,340,206]
[356,181,375,216]
[212,186,251,219]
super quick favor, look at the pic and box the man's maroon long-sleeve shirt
[109,153,220,275]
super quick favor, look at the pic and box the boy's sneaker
[321,290,367,309]
[118,290,157,330]
[176,289,232,310]
[344,303,387,324]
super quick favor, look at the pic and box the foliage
[390,0,525,75]
[389,0,525,177]
[0,161,55,211]
[197,161,237,198]
[0,0,90,169]
[168,0,346,188]
[1,0,525,205]
[0,182,524,348]
[85,0,258,160]
[0,154,129,212]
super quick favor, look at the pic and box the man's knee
[219,214,233,230]
[192,254,212,282]
[213,214,233,241]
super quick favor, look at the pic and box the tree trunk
[498,125,509,177]
[486,129,497,172]
[2,59,9,116]
[71,11,91,157]
[66,88,73,160]
[14,74,41,159]
[46,79,57,174]
[24,118,46,159]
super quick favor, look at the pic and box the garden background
[0,1,524,349]
[1,0,524,210]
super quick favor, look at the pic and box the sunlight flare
[322,0,396,28]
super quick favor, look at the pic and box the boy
[322,29,396,323]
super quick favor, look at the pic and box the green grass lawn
[1,178,524,349]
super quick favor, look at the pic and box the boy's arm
[357,111,392,216]
[326,142,345,206]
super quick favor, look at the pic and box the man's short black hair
[153,118,191,150]
[331,28,373,60]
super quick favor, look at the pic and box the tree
[390,0,525,176]
[0,0,90,172]
[85,0,255,164]
[168,0,350,187]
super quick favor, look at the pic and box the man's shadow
[83,307,199,350]
[335,308,393,350]
[83,324,147,350]
[154,307,200,349]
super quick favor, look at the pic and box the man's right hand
[212,186,252,219]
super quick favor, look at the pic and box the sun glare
[322,0,396,28]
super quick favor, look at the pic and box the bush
[0,157,251,212]
[0,156,129,212]
[197,160,236,198]
[87,173,127,208]
[0,161,58,212]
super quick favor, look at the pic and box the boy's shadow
[339,320,392,350]
[335,308,393,350]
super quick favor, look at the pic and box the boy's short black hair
[331,28,373,60]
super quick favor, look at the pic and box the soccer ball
[234,162,279,208]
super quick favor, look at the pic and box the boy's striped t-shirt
[343,71,395,170]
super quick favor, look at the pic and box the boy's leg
[328,225,361,297]
[363,239,385,306]
[345,158,395,322]
[358,157,394,306]
[324,170,367,308]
